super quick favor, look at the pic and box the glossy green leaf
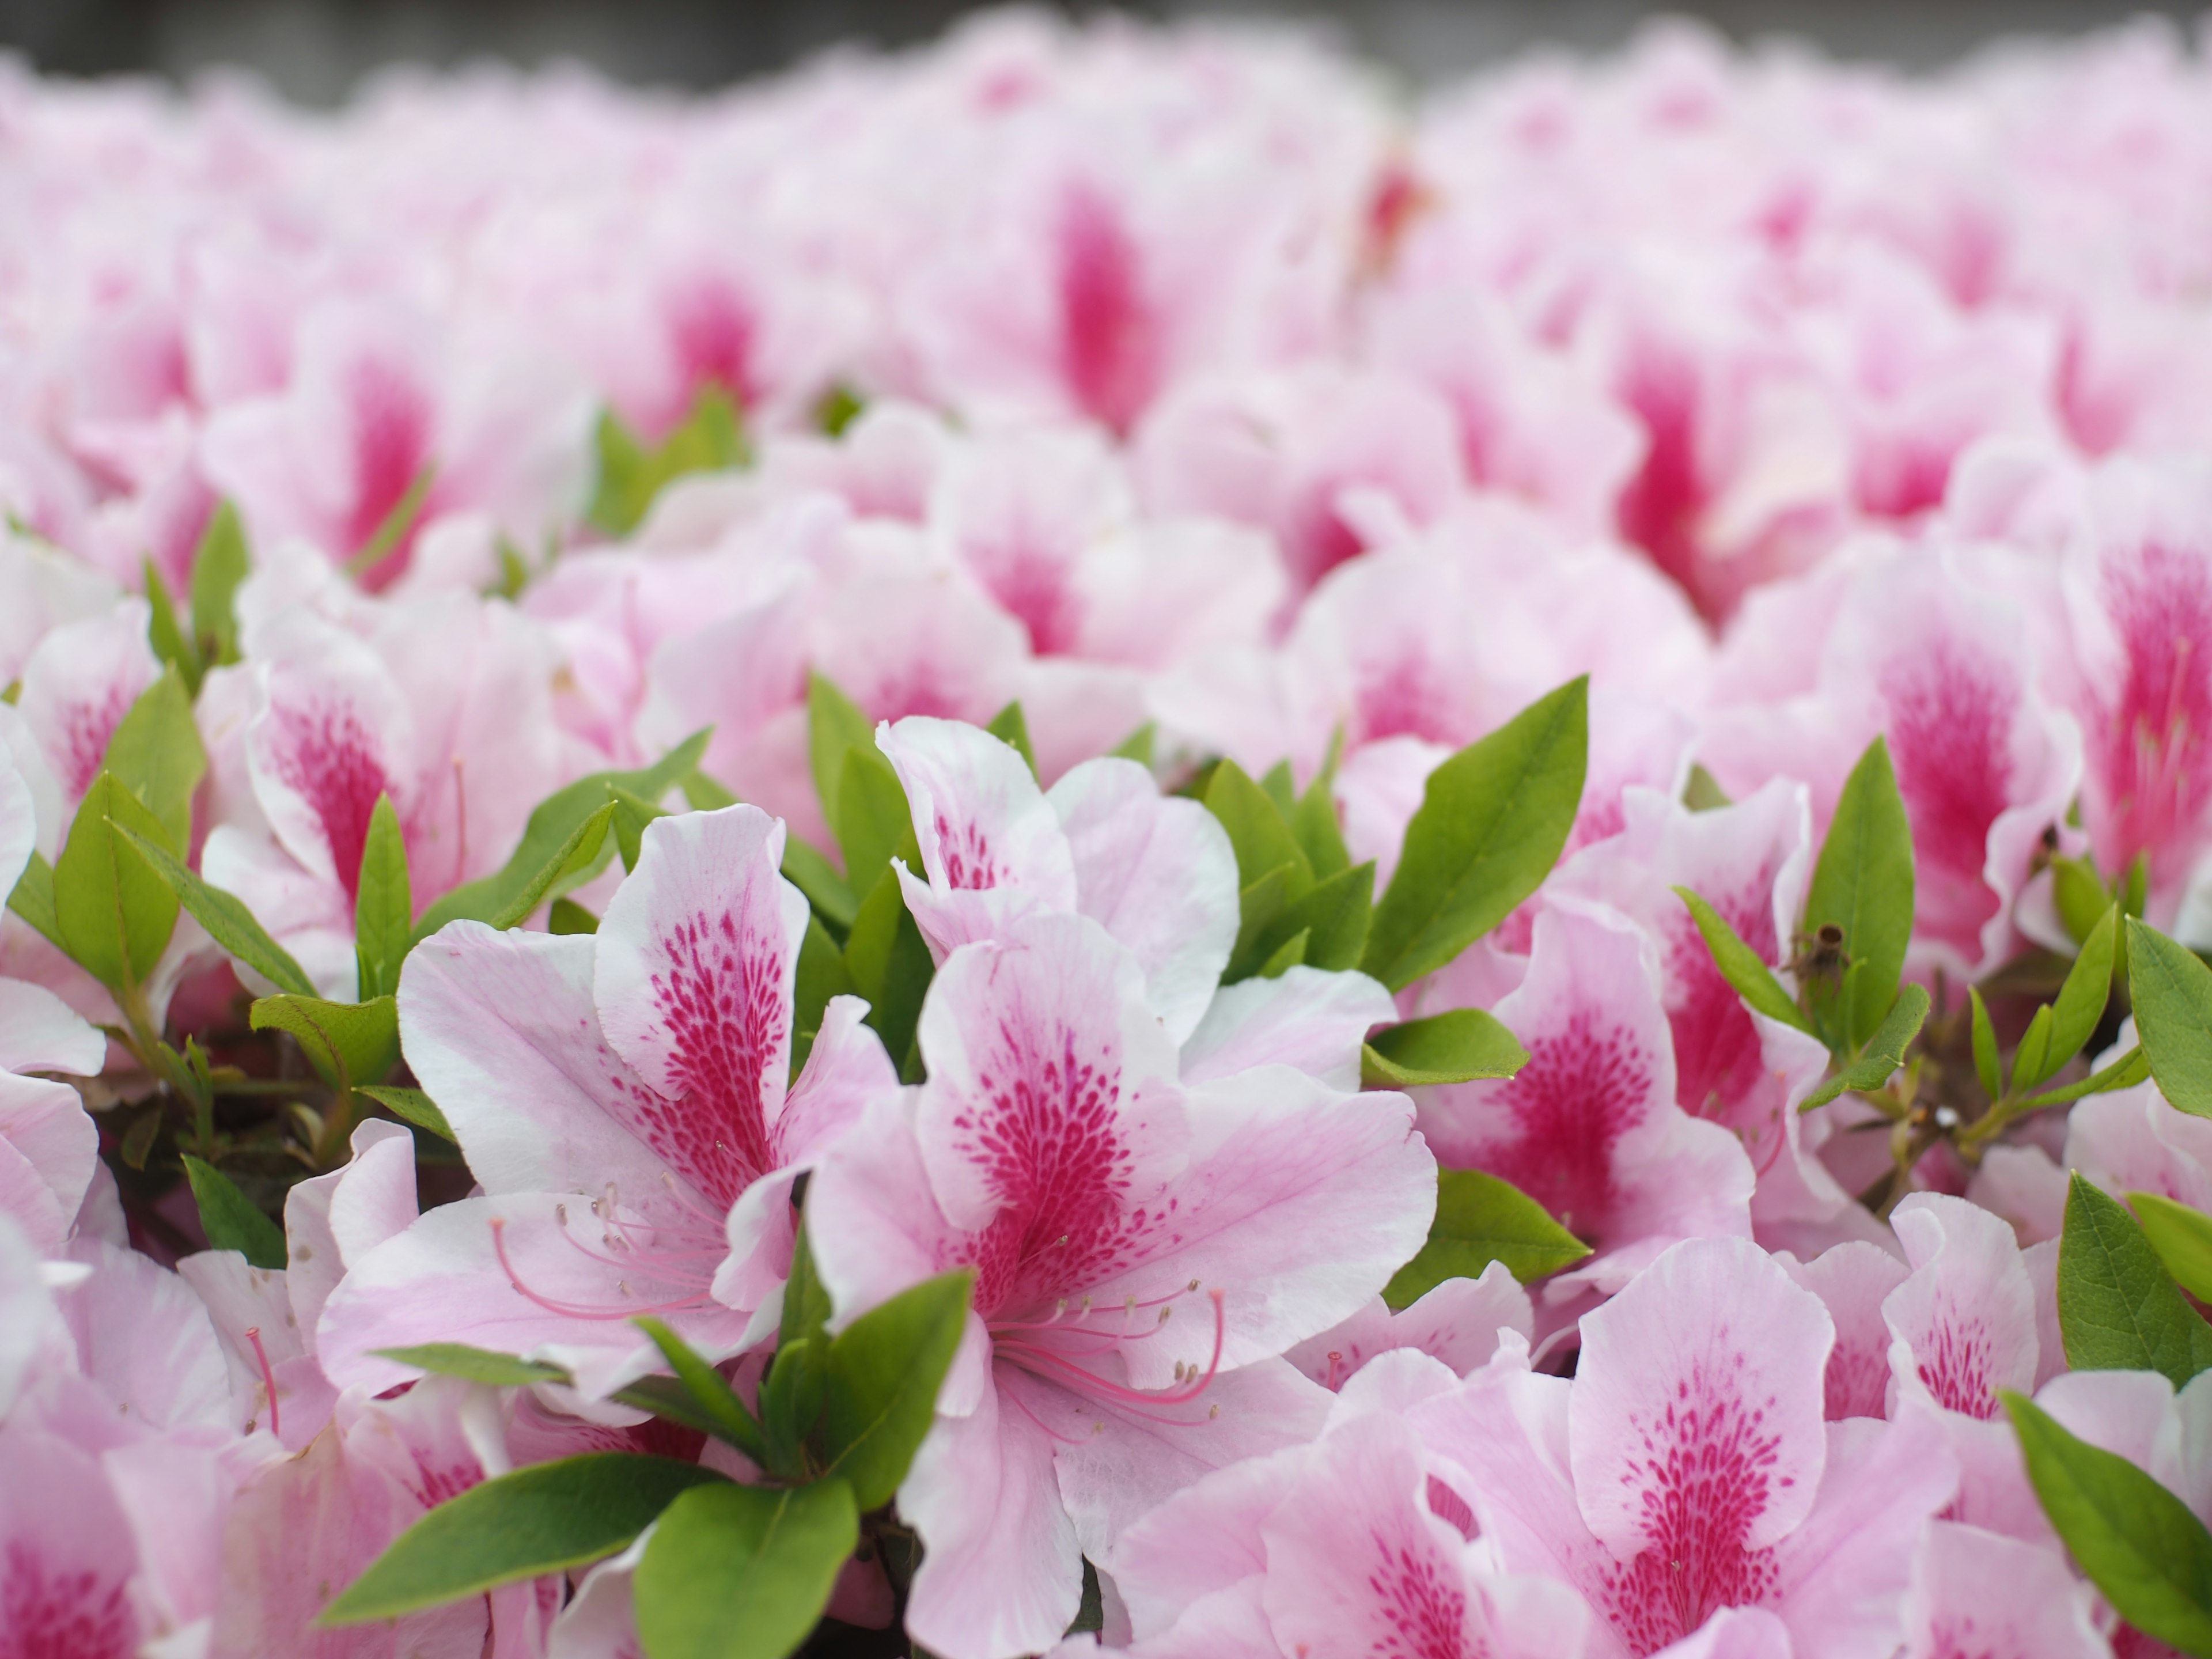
[607,782,667,874]
[761,1334,827,1479]
[143,558,202,694]
[375,1343,568,1386]
[2053,855,2115,948]
[1206,761,1311,897]
[823,1270,974,1510]
[2133,1193,2212,1305]
[2012,1004,2057,1100]
[1291,772,1352,881]
[5,850,60,950]
[588,388,747,538]
[806,672,875,836]
[1228,861,1372,982]
[181,1156,285,1269]
[111,823,317,997]
[1800,983,1931,1111]
[1682,763,1730,812]
[189,501,250,669]
[2018,1044,2150,1111]
[1382,1169,1590,1309]
[55,775,178,994]
[782,1219,832,1355]
[842,866,933,1072]
[548,897,599,934]
[2129,919,2212,1120]
[323,1454,724,1624]
[833,747,912,900]
[791,914,854,1079]
[1256,929,1308,977]
[1362,677,1588,992]
[353,795,412,1000]
[1108,723,1156,767]
[249,994,400,1091]
[1227,862,1297,974]
[634,1478,857,1659]
[101,669,206,854]
[487,801,616,933]
[1675,887,1816,1036]
[2058,1173,2212,1388]
[2005,1392,2212,1658]
[1802,737,1916,1052]
[986,700,1039,778]
[1969,986,2002,1103]
[2018,904,2119,1094]
[1259,760,1297,817]
[1362,1008,1529,1089]
[680,768,739,811]
[414,732,709,937]
[357,1084,455,1143]
[782,836,857,935]
[633,1317,768,1465]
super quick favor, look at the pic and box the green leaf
[2018,1045,2150,1111]
[792,914,854,1080]
[1109,723,1156,768]
[1205,761,1311,899]
[2005,1392,2212,1657]
[816,383,865,437]
[180,1155,285,1269]
[143,558,202,694]
[5,850,60,950]
[2059,1173,2212,1388]
[1801,737,1916,1051]
[323,1454,724,1624]
[761,1334,827,1478]
[2133,1193,2212,1305]
[1382,1168,1590,1309]
[488,801,616,933]
[1361,678,1589,993]
[2015,904,2119,1094]
[1675,887,1817,1036]
[1291,768,1351,881]
[1969,987,2002,1103]
[833,747,912,900]
[2053,855,2115,948]
[344,464,437,581]
[634,1478,857,1659]
[680,768,739,811]
[353,794,412,1001]
[414,733,709,937]
[986,701,1039,778]
[249,994,400,1091]
[842,868,933,1072]
[2012,1004,2057,1100]
[633,1316,768,1465]
[607,782,668,874]
[189,500,250,669]
[783,836,857,935]
[101,668,206,853]
[1069,1559,1105,1638]
[55,775,177,994]
[1256,929,1308,977]
[548,897,599,935]
[806,672,875,838]
[1362,1008,1529,1089]
[1682,763,1730,812]
[823,1270,975,1510]
[2129,918,2212,1119]
[1228,861,1372,982]
[1227,862,1297,974]
[1800,982,1931,1111]
[375,1343,567,1386]
[358,1084,455,1143]
[109,824,317,997]
[782,1219,833,1354]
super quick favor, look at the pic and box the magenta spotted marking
[1912,1315,1999,1420]
[0,1540,135,1659]
[269,699,402,903]
[340,353,435,587]
[2095,540,2212,882]
[1477,1011,1654,1244]
[1663,874,1777,1127]
[1359,656,1459,747]
[55,681,141,799]
[631,906,789,1210]
[1056,181,1158,434]
[1880,635,2013,945]
[935,810,1001,891]
[1601,1358,1787,1654]
[1365,1527,1480,1659]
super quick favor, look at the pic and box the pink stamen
[490,1217,715,1322]
[996,1288,1227,1410]
[245,1325,281,1439]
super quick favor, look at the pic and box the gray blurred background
[0,0,2199,102]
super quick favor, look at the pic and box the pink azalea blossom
[807,909,1435,1659]
[318,804,898,1397]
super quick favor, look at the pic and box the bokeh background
[0,0,2199,101]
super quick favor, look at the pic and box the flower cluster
[8,11,2212,1659]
